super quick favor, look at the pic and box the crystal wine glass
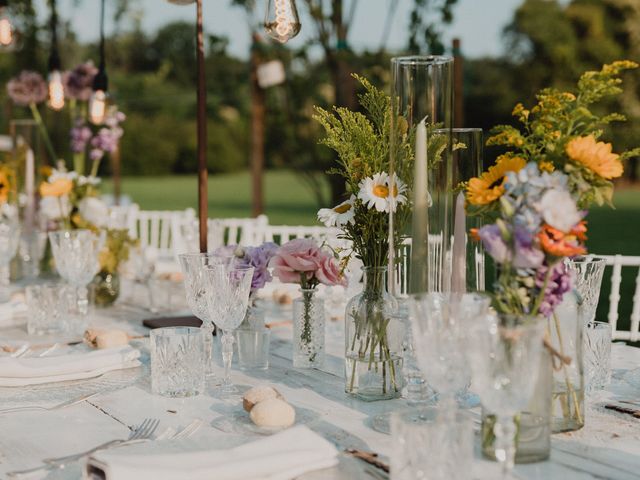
[408,292,491,414]
[565,255,607,324]
[204,263,254,396]
[178,252,234,377]
[48,230,103,317]
[0,217,21,302]
[464,314,546,478]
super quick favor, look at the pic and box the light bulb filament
[89,90,107,124]
[48,71,65,111]
[0,16,13,46]
[265,0,301,44]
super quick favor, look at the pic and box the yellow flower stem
[29,103,57,164]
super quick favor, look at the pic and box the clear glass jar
[292,288,325,369]
[549,291,584,432]
[481,349,552,463]
[345,266,403,401]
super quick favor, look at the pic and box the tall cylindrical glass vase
[389,56,454,296]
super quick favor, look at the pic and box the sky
[35,0,525,59]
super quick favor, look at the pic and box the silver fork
[6,418,160,477]
[0,392,97,415]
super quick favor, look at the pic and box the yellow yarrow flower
[566,135,623,179]
[466,155,527,206]
[539,161,554,173]
[40,178,73,197]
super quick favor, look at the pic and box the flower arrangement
[467,61,639,434]
[271,238,345,364]
[6,62,125,177]
[466,60,639,318]
[217,242,279,295]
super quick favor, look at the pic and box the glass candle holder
[26,284,72,335]
[151,327,205,397]
[391,407,473,480]
[236,327,271,370]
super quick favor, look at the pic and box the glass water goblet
[178,252,233,377]
[408,292,491,414]
[204,264,254,396]
[48,230,103,317]
[464,314,546,478]
[0,218,20,302]
[566,255,607,324]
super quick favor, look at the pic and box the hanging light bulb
[264,0,301,44]
[47,70,65,110]
[0,0,16,51]
[89,89,107,124]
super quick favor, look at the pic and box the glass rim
[48,229,94,238]
[567,255,607,264]
[150,326,203,336]
[585,320,612,329]
[408,291,491,302]
[391,55,453,66]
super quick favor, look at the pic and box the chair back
[133,208,196,258]
[599,254,640,341]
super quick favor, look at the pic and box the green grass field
[102,170,329,226]
[104,170,639,329]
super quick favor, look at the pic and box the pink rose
[315,253,346,287]
[270,238,322,284]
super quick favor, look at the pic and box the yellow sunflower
[466,155,527,206]
[0,171,10,204]
[566,135,623,179]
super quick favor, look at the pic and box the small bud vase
[292,288,325,368]
[345,266,403,401]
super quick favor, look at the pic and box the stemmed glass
[48,230,103,317]
[204,263,254,396]
[178,252,233,377]
[464,314,546,478]
[566,255,606,324]
[0,217,20,302]
[408,292,491,413]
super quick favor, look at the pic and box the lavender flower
[244,242,278,291]
[6,71,47,106]
[63,62,98,101]
[70,123,92,153]
[536,262,572,317]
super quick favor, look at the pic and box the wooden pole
[453,38,464,128]
[250,34,265,217]
[196,0,208,253]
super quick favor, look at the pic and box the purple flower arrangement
[6,71,47,106]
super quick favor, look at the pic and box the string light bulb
[264,0,301,44]
[47,70,65,110]
[0,0,16,51]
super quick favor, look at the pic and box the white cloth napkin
[0,346,141,387]
[86,425,339,480]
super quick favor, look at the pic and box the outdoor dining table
[1,297,640,480]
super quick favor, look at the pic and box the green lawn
[102,170,328,226]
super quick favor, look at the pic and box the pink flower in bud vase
[270,238,322,283]
[315,253,347,287]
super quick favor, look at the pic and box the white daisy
[318,195,356,227]
[358,172,408,213]
[387,173,408,211]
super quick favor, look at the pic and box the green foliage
[99,229,137,274]
[486,61,639,209]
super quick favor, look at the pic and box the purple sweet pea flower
[70,124,92,153]
[63,62,98,101]
[244,242,278,291]
[7,71,47,106]
[512,227,544,269]
[478,224,511,264]
[535,262,572,317]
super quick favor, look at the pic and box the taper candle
[409,118,429,293]
[451,191,466,292]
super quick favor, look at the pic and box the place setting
[1,0,640,479]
